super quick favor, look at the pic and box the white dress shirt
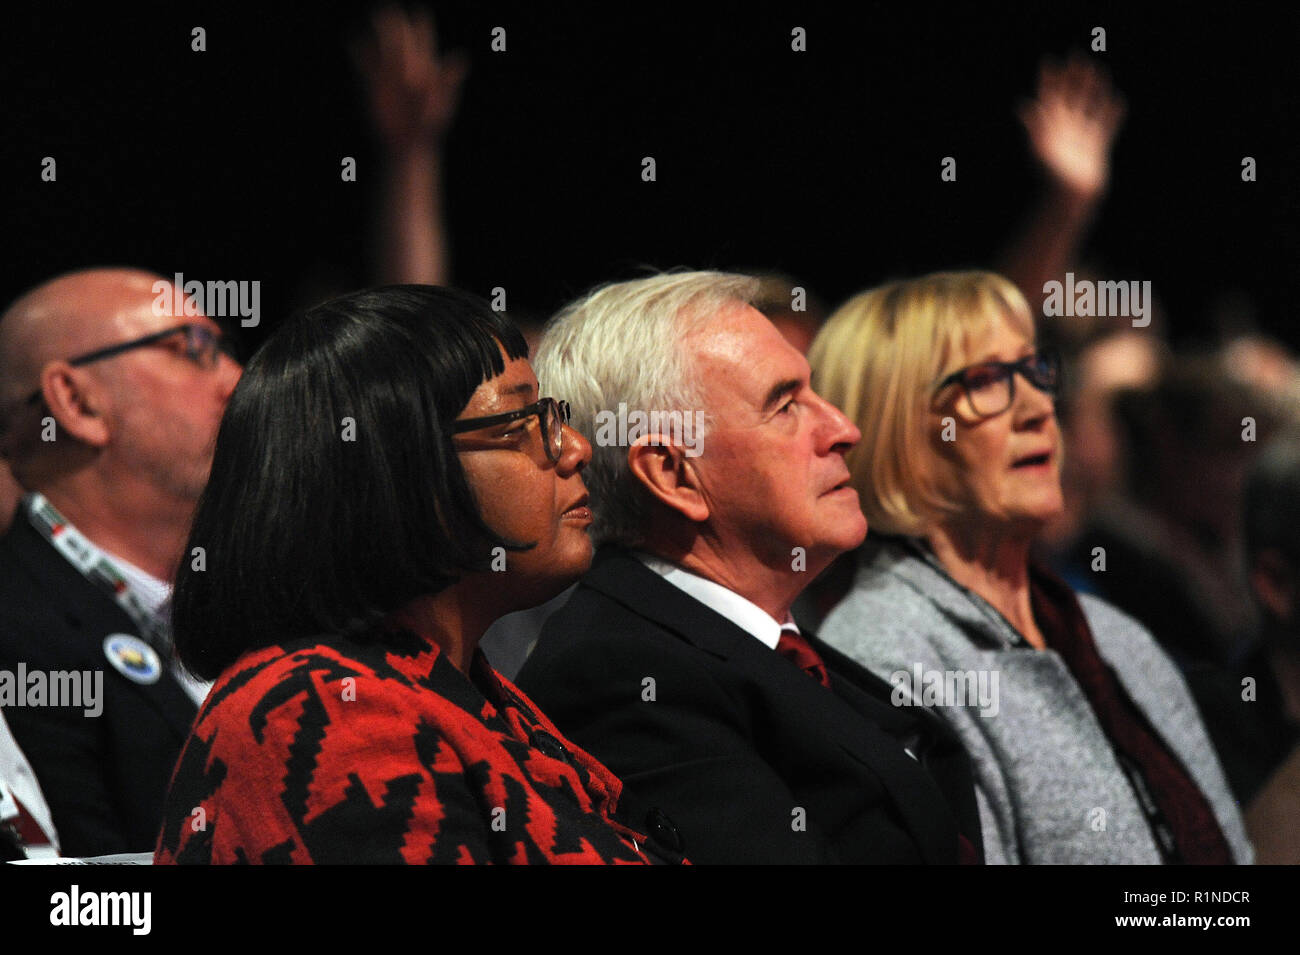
[108,551,212,707]
[634,552,799,649]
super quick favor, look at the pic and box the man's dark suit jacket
[516,548,984,864]
[0,515,197,856]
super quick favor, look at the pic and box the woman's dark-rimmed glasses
[934,349,1061,418]
[452,397,572,464]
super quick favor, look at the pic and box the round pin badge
[103,633,162,685]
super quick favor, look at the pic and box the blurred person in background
[1188,434,1300,845]
[1064,358,1271,669]
[1036,325,1165,593]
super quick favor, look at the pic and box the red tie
[958,833,979,865]
[776,629,831,689]
[777,630,980,863]
[777,629,979,863]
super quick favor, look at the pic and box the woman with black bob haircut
[156,285,680,864]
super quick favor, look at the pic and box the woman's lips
[1011,452,1053,470]
[562,498,592,521]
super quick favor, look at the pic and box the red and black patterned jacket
[154,623,681,864]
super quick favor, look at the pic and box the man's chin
[828,514,869,552]
[798,535,866,579]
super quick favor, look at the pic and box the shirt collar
[634,551,798,650]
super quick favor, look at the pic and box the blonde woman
[809,271,1250,864]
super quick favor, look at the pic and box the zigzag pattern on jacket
[155,626,655,864]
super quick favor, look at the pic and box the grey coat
[819,537,1252,864]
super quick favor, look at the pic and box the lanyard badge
[24,493,173,675]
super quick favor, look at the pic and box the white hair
[535,270,760,548]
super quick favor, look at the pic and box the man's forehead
[687,304,808,404]
[115,281,215,331]
[0,271,221,406]
[6,274,170,360]
[38,276,211,347]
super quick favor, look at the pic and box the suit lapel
[583,551,758,663]
[818,635,983,860]
[6,518,197,738]
[584,549,961,863]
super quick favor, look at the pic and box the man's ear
[39,362,111,449]
[626,436,709,523]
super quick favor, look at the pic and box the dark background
[4,2,1297,351]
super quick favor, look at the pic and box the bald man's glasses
[23,324,235,406]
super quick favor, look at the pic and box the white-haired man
[516,271,981,863]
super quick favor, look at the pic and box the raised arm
[1000,56,1126,312]
[353,6,468,286]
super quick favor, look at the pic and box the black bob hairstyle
[172,285,530,681]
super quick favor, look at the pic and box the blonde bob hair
[808,271,1035,536]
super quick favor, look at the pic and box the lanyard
[24,493,173,658]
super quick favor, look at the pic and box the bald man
[0,268,241,856]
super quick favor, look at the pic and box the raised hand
[1018,57,1126,203]
[353,6,469,149]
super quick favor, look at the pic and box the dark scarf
[1030,563,1234,864]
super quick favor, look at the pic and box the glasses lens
[181,326,216,368]
[544,399,563,462]
[1026,351,1060,393]
[964,365,1012,416]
